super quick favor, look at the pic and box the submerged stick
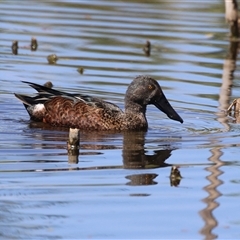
[170,166,182,187]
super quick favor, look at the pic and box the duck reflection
[123,131,172,169]
[26,122,181,186]
[123,131,181,186]
[126,173,158,186]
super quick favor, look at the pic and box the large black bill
[154,95,183,123]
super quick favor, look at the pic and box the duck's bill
[154,95,183,123]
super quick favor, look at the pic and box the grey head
[124,75,183,123]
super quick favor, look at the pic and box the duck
[14,75,183,131]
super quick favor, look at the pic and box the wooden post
[225,0,239,38]
[67,128,80,164]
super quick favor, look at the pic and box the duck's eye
[148,84,153,90]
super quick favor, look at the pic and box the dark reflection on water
[123,131,174,169]
[126,173,158,186]
[14,123,178,175]
[14,124,183,188]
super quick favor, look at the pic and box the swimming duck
[14,75,183,131]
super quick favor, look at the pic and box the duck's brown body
[37,96,147,131]
[14,75,183,131]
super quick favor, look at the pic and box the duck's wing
[21,81,121,111]
[22,81,77,101]
[15,81,124,130]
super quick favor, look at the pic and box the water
[1,0,240,239]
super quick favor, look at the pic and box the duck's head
[125,75,183,123]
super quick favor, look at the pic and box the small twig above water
[47,54,58,64]
[11,40,18,55]
[143,40,151,57]
[31,37,38,51]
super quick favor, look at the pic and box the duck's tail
[14,81,55,120]
[14,93,34,112]
[14,93,46,120]
[14,81,82,121]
